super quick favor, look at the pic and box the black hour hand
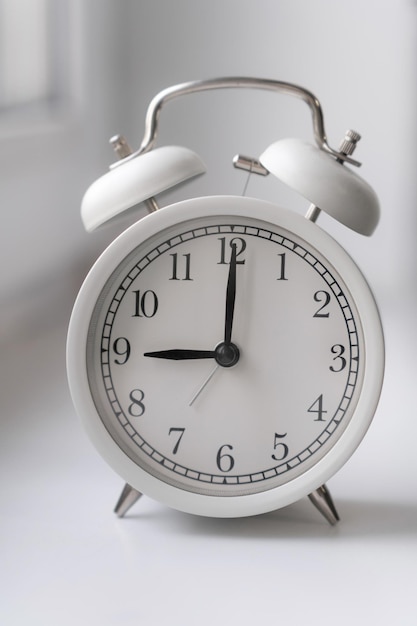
[144,349,215,360]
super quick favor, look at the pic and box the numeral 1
[170,253,192,280]
[277,253,288,280]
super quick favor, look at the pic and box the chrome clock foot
[308,484,340,525]
[114,483,143,517]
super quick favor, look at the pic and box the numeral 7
[168,427,185,454]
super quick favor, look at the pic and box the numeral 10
[132,290,158,318]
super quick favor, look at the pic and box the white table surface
[1,300,416,626]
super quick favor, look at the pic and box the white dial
[67,196,384,517]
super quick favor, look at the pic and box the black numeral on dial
[128,389,146,417]
[216,444,235,472]
[308,394,327,422]
[170,253,192,281]
[113,337,131,364]
[329,344,347,372]
[313,290,331,318]
[277,253,288,281]
[132,290,158,318]
[168,428,185,454]
[271,432,289,461]
[218,237,246,265]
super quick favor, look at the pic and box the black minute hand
[224,243,237,345]
[143,349,215,360]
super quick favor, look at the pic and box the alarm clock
[67,78,384,524]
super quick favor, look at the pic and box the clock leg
[308,484,340,525]
[114,483,143,517]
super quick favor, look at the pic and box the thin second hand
[189,365,220,407]
[241,168,252,197]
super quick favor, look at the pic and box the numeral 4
[308,394,327,422]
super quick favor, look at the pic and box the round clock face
[68,196,384,517]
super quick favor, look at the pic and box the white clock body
[67,195,384,517]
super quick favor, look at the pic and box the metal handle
[114,77,360,167]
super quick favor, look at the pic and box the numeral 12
[218,237,246,264]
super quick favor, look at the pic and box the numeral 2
[313,290,331,318]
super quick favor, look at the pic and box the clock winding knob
[110,134,133,160]
[338,130,361,157]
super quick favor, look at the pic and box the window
[0,0,73,131]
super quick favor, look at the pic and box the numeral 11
[170,253,192,280]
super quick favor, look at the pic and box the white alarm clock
[67,78,384,523]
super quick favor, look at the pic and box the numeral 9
[113,337,131,364]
